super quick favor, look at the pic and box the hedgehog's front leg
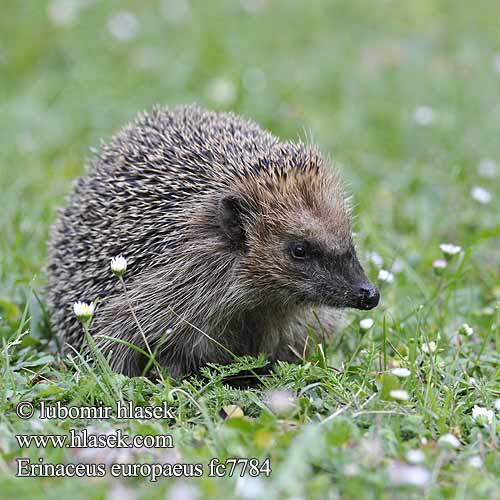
[272,307,344,364]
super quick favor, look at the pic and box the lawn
[1,0,499,498]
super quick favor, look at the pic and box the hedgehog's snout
[354,282,380,310]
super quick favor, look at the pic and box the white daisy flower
[458,323,474,336]
[344,463,359,477]
[389,389,409,401]
[388,462,430,487]
[471,186,492,204]
[166,482,200,500]
[108,11,139,42]
[438,433,460,449]
[160,0,190,24]
[439,243,461,256]
[378,269,394,283]
[391,258,404,274]
[468,456,483,469]
[471,405,494,426]
[47,0,79,27]
[432,259,447,275]
[414,106,435,126]
[494,399,500,411]
[359,318,374,331]
[73,301,95,322]
[367,252,383,267]
[208,77,236,106]
[110,255,128,277]
[478,159,498,178]
[405,449,425,464]
[264,389,297,416]
[421,341,437,354]
[235,476,266,499]
[391,367,411,378]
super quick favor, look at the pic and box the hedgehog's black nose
[356,283,380,310]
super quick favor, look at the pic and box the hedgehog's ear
[218,195,247,249]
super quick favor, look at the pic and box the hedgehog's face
[218,189,379,311]
[276,236,379,310]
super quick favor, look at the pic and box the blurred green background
[1,0,499,301]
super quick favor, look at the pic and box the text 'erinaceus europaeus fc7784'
[47,104,379,378]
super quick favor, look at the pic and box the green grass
[1,0,500,498]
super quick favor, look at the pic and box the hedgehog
[47,104,379,378]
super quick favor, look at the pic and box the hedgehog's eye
[290,242,307,260]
